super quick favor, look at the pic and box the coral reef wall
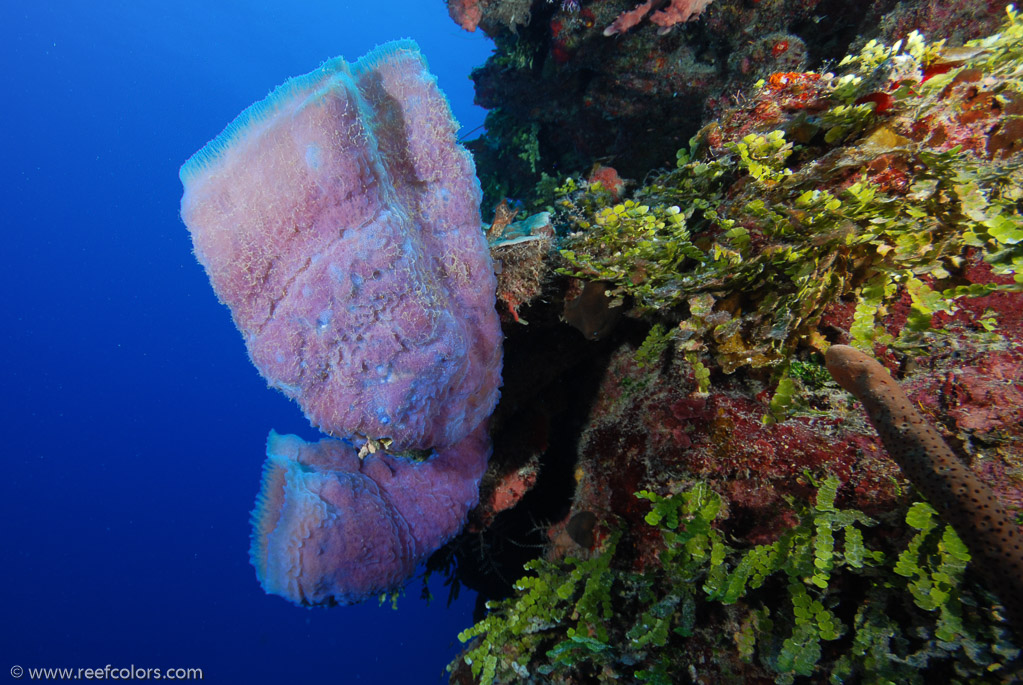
[443,5,1023,682]
[453,0,1012,209]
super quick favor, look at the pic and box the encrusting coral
[826,344,1023,637]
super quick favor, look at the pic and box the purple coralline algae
[180,40,502,605]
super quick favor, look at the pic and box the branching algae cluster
[456,478,1019,683]
[556,14,1022,386]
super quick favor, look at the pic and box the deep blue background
[1,2,493,682]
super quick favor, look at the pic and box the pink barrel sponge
[251,425,490,606]
[179,40,501,451]
[179,41,503,605]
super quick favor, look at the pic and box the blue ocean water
[1,2,493,682]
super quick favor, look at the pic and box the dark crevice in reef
[789,0,901,68]
[429,295,639,615]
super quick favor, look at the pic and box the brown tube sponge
[825,344,1023,634]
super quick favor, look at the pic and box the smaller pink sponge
[250,425,490,606]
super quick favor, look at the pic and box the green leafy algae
[452,477,1020,683]
[556,10,1023,392]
